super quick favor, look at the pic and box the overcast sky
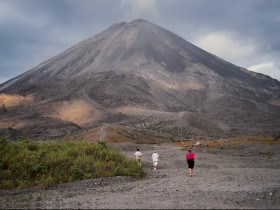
[1,0,280,84]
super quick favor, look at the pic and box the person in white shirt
[152,151,159,170]
[134,149,142,166]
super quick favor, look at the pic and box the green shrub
[97,140,107,148]
[0,139,144,189]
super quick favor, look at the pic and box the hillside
[1,19,280,140]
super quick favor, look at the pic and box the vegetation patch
[259,151,274,159]
[0,137,144,190]
[175,135,280,149]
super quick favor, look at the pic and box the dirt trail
[1,142,280,209]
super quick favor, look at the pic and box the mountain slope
[1,19,280,140]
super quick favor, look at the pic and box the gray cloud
[0,0,279,83]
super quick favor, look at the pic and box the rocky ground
[1,141,280,209]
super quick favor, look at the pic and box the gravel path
[1,142,280,209]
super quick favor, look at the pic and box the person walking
[152,150,159,170]
[134,149,142,166]
[186,148,195,177]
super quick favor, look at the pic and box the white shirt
[134,151,142,158]
[152,152,159,162]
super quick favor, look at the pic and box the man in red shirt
[186,149,195,177]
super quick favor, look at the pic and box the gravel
[1,142,279,209]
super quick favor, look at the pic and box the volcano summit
[1,19,280,141]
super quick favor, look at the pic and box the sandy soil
[1,142,280,209]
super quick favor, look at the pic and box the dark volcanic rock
[0,19,280,140]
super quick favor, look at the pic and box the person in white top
[152,151,159,170]
[134,149,142,166]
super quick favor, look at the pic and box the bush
[0,139,144,189]
[97,140,107,148]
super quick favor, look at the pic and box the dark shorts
[187,159,194,169]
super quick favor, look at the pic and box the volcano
[1,19,280,141]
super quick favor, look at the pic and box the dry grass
[0,120,28,129]
[174,135,280,148]
[0,94,33,107]
[106,126,138,143]
[65,124,138,144]
[65,123,280,147]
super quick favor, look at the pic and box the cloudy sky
[1,0,280,84]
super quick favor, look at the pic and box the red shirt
[186,152,195,160]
